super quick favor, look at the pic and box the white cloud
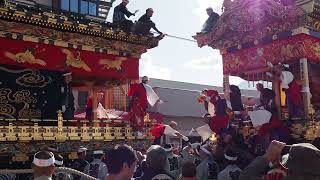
[194,0,223,24]
[183,50,222,70]
[139,54,172,80]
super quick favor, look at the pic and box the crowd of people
[29,133,320,180]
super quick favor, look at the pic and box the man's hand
[264,140,286,163]
[174,132,183,138]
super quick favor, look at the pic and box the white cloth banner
[142,83,160,107]
[97,103,107,119]
[163,125,179,136]
[163,125,189,141]
[280,71,294,89]
[248,110,272,127]
[97,104,123,119]
[208,101,215,117]
[196,124,214,142]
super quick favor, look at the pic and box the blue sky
[108,0,247,87]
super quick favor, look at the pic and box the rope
[151,31,197,42]
[0,167,97,180]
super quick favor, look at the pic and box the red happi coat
[287,80,302,106]
[128,83,148,131]
[150,123,166,139]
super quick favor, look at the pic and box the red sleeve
[128,84,138,96]
[151,124,166,138]
[86,96,93,108]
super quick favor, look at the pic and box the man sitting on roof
[113,0,138,32]
[201,7,220,33]
[134,8,163,36]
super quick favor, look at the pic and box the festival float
[0,0,162,165]
[194,0,320,142]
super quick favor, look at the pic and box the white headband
[200,146,211,155]
[63,72,72,76]
[93,150,104,155]
[55,160,63,166]
[224,154,238,161]
[33,153,55,167]
[78,147,87,153]
[164,147,172,152]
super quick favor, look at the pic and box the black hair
[34,151,54,160]
[224,148,239,165]
[54,154,63,161]
[93,154,104,159]
[229,85,244,111]
[106,145,137,174]
[182,162,197,177]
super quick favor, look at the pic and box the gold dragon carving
[4,49,46,66]
[99,57,128,70]
[62,49,92,72]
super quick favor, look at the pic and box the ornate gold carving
[43,127,54,141]
[81,124,91,141]
[114,127,125,140]
[104,126,115,141]
[32,123,42,140]
[12,153,29,162]
[68,127,81,140]
[18,126,32,141]
[62,49,92,72]
[7,123,17,141]
[92,127,103,140]
[56,110,67,142]
[4,49,46,66]
[99,57,127,70]
[16,70,52,88]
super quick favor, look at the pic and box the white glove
[62,105,66,112]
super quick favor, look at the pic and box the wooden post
[273,80,282,119]
[93,90,98,127]
[300,58,311,117]
[223,75,230,100]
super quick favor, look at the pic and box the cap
[77,146,87,153]
[93,150,104,155]
[62,72,72,77]
[286,143,320,175]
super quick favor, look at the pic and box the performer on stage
[200,89,230,135]
[256,83,276,113]
[267,63,303,118]
[151,121,189,145]
[128,76,162,135]
[60,72,75,121]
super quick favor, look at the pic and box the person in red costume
[128,76,162,136]
[267,63,303,118]
[201,89,230,135]
[151,121,188,145]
